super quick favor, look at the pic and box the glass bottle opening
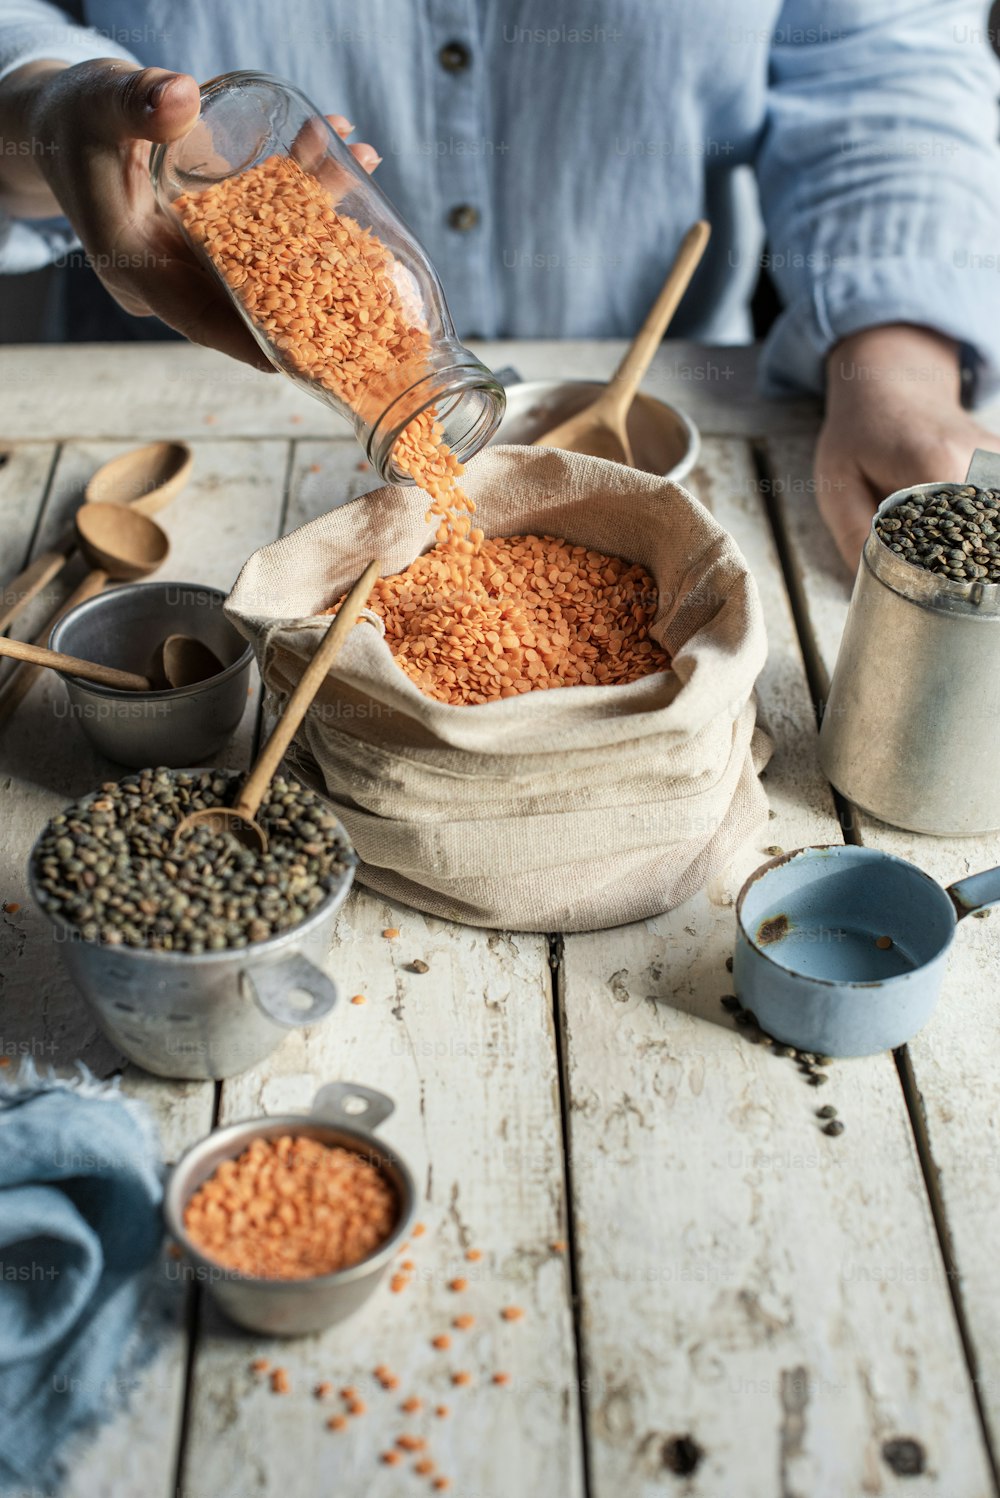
[366,356,506,483]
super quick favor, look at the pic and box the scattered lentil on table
[183,1133,397,1278]
[32,770,351,953]
[875,485,1000,582]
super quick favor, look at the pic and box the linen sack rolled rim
[226,445,767,753]
[224,443,771,930]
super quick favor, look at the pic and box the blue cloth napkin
[0,1065,164,1491]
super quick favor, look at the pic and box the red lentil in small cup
[164,1083,416,1336]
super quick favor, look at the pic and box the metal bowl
[164,1083,417,1335]
[28,768,357,1080]
[493,379,700,483]
[48,580,253,767]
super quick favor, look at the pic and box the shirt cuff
[0,30,138,273]
[759,257,1000,406]
[0,28,136,89]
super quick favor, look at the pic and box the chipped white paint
[559,440,994,1498]
[770,431,1000,1465]
[0,349,996,1497]
[179,900,582,1498]
[0,436,289,1498]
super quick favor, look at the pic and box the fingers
[349,141,381,173]
[813,452,877,573]
[324,112,381,173]
[73,62,201,145]
[137,260,275,367]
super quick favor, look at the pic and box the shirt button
[439,40,471,72]
[448,204,480,232]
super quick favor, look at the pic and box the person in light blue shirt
[1,0,999,568]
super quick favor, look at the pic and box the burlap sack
[226,444,771,931]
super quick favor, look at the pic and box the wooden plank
[768,431,1000,1465]
[285,440,381,532]
[0,341,832,442]
[559,438,994,1498]
[0,441,57,588]
[180,433,583,1496]
[178,897,584,1498]
[0,437,293,1498]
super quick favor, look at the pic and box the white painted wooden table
[1,341,1000,1498]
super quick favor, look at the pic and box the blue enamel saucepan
[734,845,1000,1057]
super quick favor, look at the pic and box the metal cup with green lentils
[875,484,1000,583]
[32,767,352,954]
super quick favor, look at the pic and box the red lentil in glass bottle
[149,71,504,483]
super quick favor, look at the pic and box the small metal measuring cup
[734,846,1000,1057]
[819,449,1000,834]
[164,1083,417,1336]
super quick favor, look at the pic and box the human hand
[813,324,998,572]
[2,59,379,366]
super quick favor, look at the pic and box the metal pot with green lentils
[875,484,1000,583]
[31,768,354,954]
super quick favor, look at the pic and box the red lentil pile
[175,150,669,705]
[330,534,670,704]
[183,1134,397,1279]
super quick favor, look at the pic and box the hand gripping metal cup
[819,449,1000,835]
[165,1083,417,1336]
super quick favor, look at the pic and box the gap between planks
[550,930,595,1498]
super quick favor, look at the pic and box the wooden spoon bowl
[84,440,193,515]
[161,634,225,689]
[534,220,710,464]
[75,502,170,580]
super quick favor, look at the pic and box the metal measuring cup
[733,845,1000,1057]
[164,1082,417,1336]
[819,449,1000,835]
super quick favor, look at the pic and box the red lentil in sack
[226,445,771,931]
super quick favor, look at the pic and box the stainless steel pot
[819,450,1000,834]
[49,581,253,768]
[28,772,356,1080]
[164,1082,417,1336]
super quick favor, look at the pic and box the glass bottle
[150,71,504,482]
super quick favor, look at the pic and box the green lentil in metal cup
[875,484,1000,582]
[32,767,352,954]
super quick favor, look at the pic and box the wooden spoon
[0,442,191,634]
[161,634,224,689]
[174,560,381,852]
[75,502,169,580]
[84,440,193,514]
[0,637,151,690]
[0,507,170,727]
[533,220,711,464]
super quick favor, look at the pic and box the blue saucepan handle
[947,864,1000,920]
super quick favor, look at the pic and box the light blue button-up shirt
[3,0,1000,396]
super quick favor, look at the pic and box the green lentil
[32,768,352,954]
[875,484,1000,583]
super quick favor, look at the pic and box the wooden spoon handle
[603,220,711,417]
[0,568,109,728]
[0,544,75,635]
[233,559,381,821]
[0,636,150,690]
